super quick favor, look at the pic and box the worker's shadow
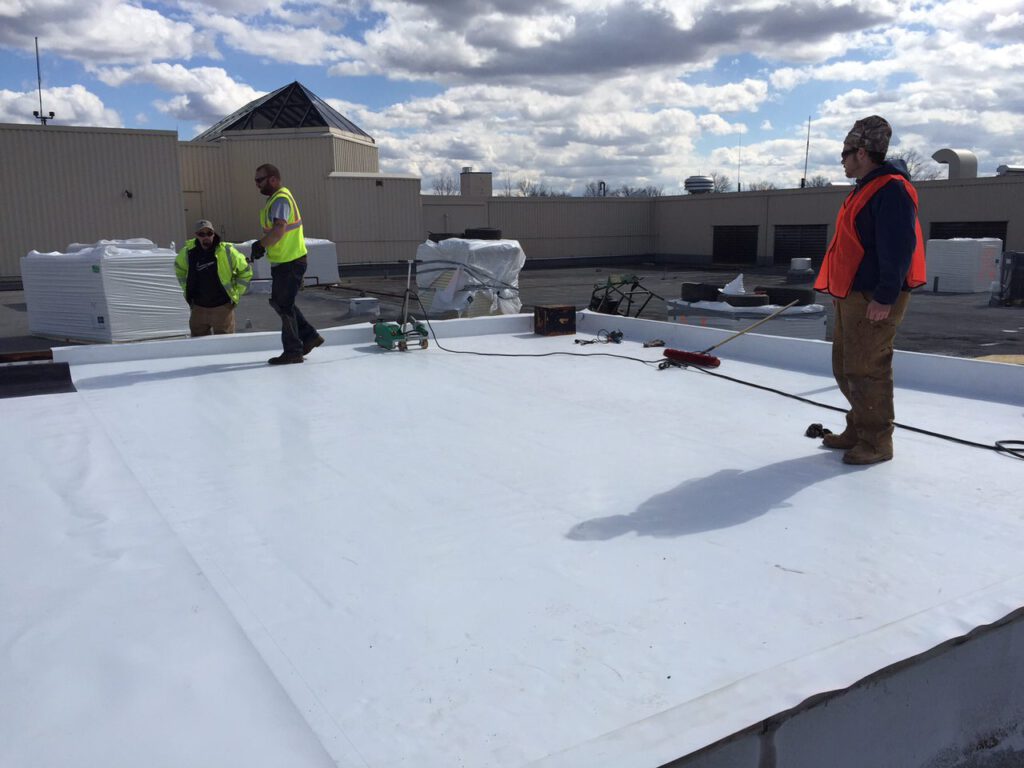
[567,452,857,540]
[74,361,267,390]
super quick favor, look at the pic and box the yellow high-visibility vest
[175,239,253,305]
[260,186,307,264]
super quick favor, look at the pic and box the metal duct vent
[931,148,977,179]
[996,165,1024,175]
[684,175,714,194]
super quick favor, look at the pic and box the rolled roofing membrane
[3,313,1023,767]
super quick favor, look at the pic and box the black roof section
[191,81,373,143]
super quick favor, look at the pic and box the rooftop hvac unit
[996,165,1024,175]
[684,175,714,194]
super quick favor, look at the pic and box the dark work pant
[269,257,317,356]
[832,290,910,451]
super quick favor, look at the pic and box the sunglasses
[196,230,215,237]
[254,175,268,184]
[841,148,857,160]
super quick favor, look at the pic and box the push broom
[661,299,801,369]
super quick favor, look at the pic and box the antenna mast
[33,37,55,126]
[737,135,742,192]
[801,116,810,187]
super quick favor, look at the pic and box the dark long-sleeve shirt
[849,159,918,305]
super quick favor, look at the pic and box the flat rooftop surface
[3,264,1023,358]
[2,313,1023,767]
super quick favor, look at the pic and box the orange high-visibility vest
[815,174,926,299]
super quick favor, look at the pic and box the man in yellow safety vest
[250,164,324,365]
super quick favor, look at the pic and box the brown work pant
[832,291,910,453]
[189,302,236,336]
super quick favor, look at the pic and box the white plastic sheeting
[666,299,826,339]
[242,238,341,287]
[21,239,188,342]
[925,237,1003,293]
[416,238,526,315]
[3,315,1023,768]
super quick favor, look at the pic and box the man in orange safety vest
[814,115,926,465]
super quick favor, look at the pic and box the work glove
[250,241,266,260]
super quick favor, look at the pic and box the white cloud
[0,0,196,64]
[198,13,359,67]
[95,64,263,125]
[0,85,121,127]
[2,0,1024,189]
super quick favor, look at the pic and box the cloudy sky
[2,0,1023,194]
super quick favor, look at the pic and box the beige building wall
[332,134,379,174]
[655,177,1024,264]
[656,188,850,264]
[179,143,232,240]
[327,173,424,264]
[1,123,183,277]
[218,129,338,244]
[422,198,489,236]
[4,117,1022,279]
[487,198,655,260]
[420,197,654,260]
[916,175,1023,250]
[180,128,380,246]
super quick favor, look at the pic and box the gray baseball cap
[194,219,216,233]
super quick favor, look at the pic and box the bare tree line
[428,148,940,198]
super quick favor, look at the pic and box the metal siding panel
[332,137,380,173]
[328,177,422,264]
[485,198,653,261]
[222,135,334,242]
[422,200,489,236]
[179,143,232,237]
[1,124,184,277]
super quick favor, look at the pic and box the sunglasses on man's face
[196,230,215,238]
[254,175,267,184]
[841,148,857,160]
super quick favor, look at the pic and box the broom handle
[699,299,801,354]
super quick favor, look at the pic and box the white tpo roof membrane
[2,313,1022,768]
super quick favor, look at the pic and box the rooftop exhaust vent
[684,175,714,194]
[931,148,977,179]
[996,165,1024,176]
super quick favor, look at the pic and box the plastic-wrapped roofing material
[666,299,826,340]
[925,238,1003,293]
[415,238,526,315]
[245,238,340,286]
[21,240,188,343]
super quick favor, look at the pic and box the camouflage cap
[844,115,891,154]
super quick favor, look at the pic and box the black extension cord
[407,292,1023,461]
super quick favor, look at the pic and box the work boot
[303,334,325,356]
[842,441,893,465]
[822,411,858,449]
[823,429,858,450]
[268,353,304,365]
